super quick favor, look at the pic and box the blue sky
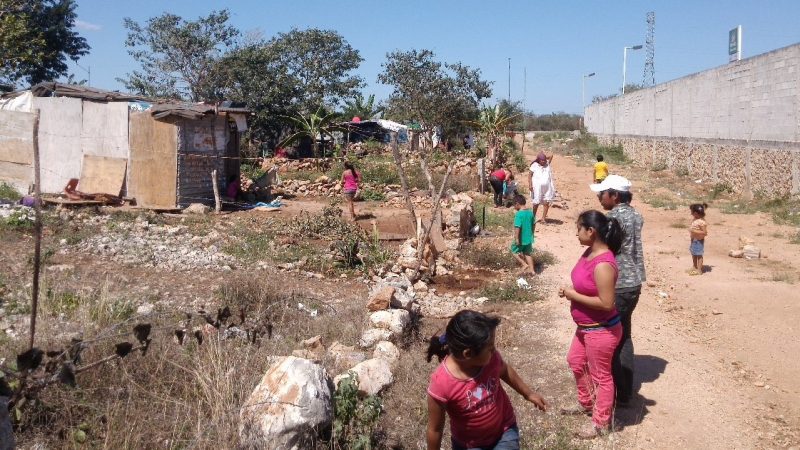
[68,0,800,114]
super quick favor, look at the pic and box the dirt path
[519,141,799,448]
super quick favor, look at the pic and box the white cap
[589,174,632,193]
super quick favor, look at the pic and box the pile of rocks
[728,235,762,260]
[370,273,487,319]
[69,216,236,271]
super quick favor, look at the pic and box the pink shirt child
[570,249,619,324]
[427,351,516,447]
[342,170,360,192]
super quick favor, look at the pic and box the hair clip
[438,334,447,345]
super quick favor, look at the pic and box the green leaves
[0,0,89,87]
[378,49,492,142]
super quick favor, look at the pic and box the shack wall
[31,97,83,193]
[0,110,34,193]
[176,115,228,207]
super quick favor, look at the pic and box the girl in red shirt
[426,310,547,450]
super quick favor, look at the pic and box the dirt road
[525,142,800,448]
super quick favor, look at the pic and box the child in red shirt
[425,310,547,450]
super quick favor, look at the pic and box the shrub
[0,182,22,201]
[359,187,386,201]
[480,280,542,303]
[333,373,383,449]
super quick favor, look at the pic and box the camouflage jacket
[608,203,646,290]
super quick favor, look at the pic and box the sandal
[575,422,611,439]
[559,404,592,416]
[687,269,701,276]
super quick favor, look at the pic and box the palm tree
[279,107,343,159]
[341,93,384,120]
[467,104,520,163]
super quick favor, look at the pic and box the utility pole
[507,58,511,102]
[622,45,643,94]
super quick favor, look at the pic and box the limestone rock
[183,203,211,215]
[373,341,400,365]
[367,286,394,311]
[413,280,428,292]
[328,341,367,370]
[742,244,761,260]
[333,358,393,396]
[359,328,392,348]
[239,356,332,449]
[369,309,410,335]
[390,289,416,311]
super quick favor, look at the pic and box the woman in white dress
[529,151,555,223]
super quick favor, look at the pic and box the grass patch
[721,196,800,227]
[650,161,668,172]
[642,193,681,210]
[359,186,386,202]
[480,280,543,303]
[771,272,795,284]
[9,279,366,448]
[670,219,686,229]
[473,201,516,231]
[790,231,800,245]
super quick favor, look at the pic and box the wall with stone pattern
[586,43,800,196]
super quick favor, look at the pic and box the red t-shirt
[570,249,618,324]
[427,351,516,447]
[490,169,507,181]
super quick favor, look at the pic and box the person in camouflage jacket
[590,175,645,405]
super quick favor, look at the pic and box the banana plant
[466,104,520,163]
[342,93,384,120]
[279,107,344,159]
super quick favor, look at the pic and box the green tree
[279,107,343,158]
[119,9,239,100]
[341,93,383,120]
[378,49,492,149]
[265,28,364,113]
[0,0,89,87]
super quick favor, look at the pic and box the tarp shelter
[341,119,408,144]
[0,83,249,209]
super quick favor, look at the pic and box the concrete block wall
[597,135,799,196]
[586,43,800,197]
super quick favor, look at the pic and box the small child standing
[510,194,536,277]
[688,203,708,275]
[593,155,609,184]
[426,310,547,450]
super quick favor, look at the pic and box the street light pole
[622,45,643,94]
[582,72,596,109]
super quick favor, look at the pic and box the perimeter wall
[585,43,800,196]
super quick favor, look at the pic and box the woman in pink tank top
[558,210,623,439]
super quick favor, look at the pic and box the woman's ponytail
[603,217,623,254]
[578,210,623,254]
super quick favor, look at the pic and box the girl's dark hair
[596,154,604,162]
[343,161,357,178]
[690,203,708,217]
[577,210,623,255]
[426,310,500,362]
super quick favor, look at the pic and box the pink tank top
[490,169,507,181]
[570,249,618,324]
[343,171,359,191]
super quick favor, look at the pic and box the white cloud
[75,19,102,32]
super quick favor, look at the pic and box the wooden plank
[128,112,178,208]
[79,155,127,195]
[430,210,447,253]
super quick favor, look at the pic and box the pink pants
[566,324,622,427]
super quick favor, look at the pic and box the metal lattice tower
[643,11,656,86]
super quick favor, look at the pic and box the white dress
[530,162,555,204]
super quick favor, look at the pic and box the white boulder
[373,341,400,365]
[369,309,410,335]
[359,328,392,348]
[239,356,332,449]
[333,358,394,396]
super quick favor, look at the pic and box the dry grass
[10,278,366,448]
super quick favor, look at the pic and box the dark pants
[489,176,504,206]
[612,286,641,402]
[452,425,519,450]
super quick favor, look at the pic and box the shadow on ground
[615,354,668,429]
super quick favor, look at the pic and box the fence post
[29,109,41,350]
[211,170,221,213]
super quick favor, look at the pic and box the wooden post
[413,162,454,280]
[29,109,41,350]
[478,158,486,194]
[211,169,221,213]
[390,132,417,227]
